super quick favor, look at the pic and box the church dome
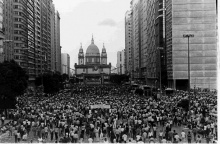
[86,36,100,57]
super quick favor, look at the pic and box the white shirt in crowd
[181,131,186,138]
[88,138,93,143]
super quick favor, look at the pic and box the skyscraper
[2,0,13,62]
[55,10,61,73]
[1,0,61,85]
[0,0,4,62]
[116,50,125,75]
[50,2,56,72]
[125,10,132,77]
[165,0,217,89]
[61,53,70,76]
[127,0,165,86]
[12,0,35,82]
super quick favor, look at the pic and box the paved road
[0,124,210,143]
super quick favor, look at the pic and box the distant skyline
[53,0,130,69]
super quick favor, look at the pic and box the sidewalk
[0,119,12,135]
[0,119,11,127]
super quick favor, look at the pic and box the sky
[53,0,131,69]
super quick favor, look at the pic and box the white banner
[90,104,110,109]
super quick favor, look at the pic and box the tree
[110,74,129,84]
[62,73,69,81]
[0,60,28,109]
[35,71,64,94]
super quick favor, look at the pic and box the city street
[0,0,218,143]
[0,85,217,143]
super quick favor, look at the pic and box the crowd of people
[0,84,218,143]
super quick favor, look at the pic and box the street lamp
[183,34,194,110]
[144,53,153,96]
[144,54,149,84]
[135,58,139,81]
[157,47,164,97]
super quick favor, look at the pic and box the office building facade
[0,0,5,62]
[1,0,13,62]
[125,10,133,77]
[126,0,165,86]
[1,0,60,84]
[55,11,61,73]
[61,53,70,76]
[116,50,125,75]
[166,0,217,89]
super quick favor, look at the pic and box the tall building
[0,0,5,62]
[126,0,165,86]
[34,0,42,77]
[165,0,217,90]
[1,0,13,62]
[125,10,133,76]
[61,53,70,76]
[12,0,36,82]
[50,2,56,72]
[130,0,141,80]
[0,0,60,85]
[75,36,111,84]
[55,10,61,73]
[40,0,53,73]
[116,50,125,75]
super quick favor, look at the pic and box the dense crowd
[0,84,217,143]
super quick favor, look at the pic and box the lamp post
[144,53,153,96]
[157,47,164,97]
[144,54,148,85]
[135,58,138,81]
[183,34,194,110]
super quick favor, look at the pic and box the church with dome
[74,36,111,84]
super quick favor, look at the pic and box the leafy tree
[35,71,64,94]
[62,73,69,81]
[0,60,28,109]
[110,74,129,84]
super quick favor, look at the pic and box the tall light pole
[135,58,139,81]
[144,54,148,85]
[183,34,194,110]
[157,47,164,97]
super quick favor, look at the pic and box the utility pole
[183,34,194,111]
[157,47,164,97]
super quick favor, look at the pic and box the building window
[83,69,85,72]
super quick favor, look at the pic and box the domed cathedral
[74,35,111,84]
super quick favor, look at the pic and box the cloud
[98,19,117,27]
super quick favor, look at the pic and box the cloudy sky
[53,0,130,69]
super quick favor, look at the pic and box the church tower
[101,43,107,65]
[78,43,84,65]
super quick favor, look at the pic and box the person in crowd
[1,84,216,143]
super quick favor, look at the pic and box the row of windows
[80,68,104,72]
[14,5,23,10]
[86,58,100,63]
